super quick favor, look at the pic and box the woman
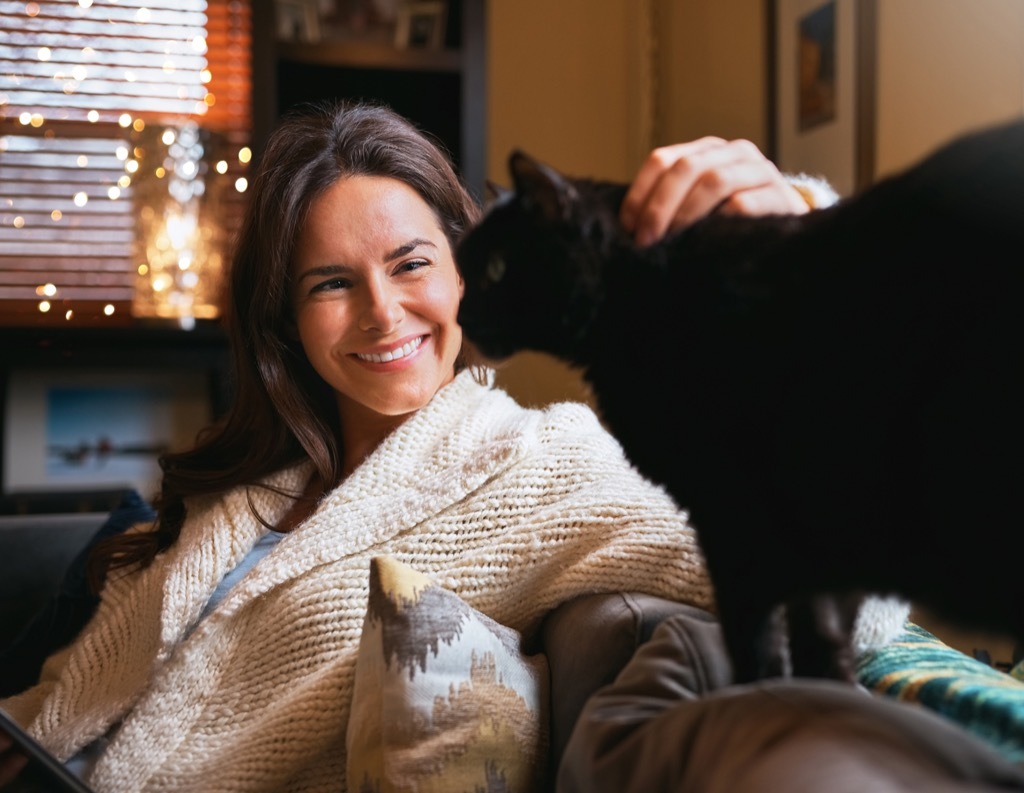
[1,100,845,792]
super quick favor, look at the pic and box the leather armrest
[541,592,724,767]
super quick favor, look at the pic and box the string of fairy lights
[0,0,252,326]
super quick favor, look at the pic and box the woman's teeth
[357,337,423,363]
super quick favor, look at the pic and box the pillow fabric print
[857,622,1024,764]
[347,556,549,793]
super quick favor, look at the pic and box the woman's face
[291,175,464,428]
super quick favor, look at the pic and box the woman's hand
[0,731,29,786]
[620,137,811,246]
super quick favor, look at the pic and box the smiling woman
[290,173,466,472]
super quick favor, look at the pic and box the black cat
[456,120,1024,683]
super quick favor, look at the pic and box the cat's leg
[717,597,789,683]
[786,592,860,682]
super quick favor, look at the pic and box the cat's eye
[486,255,506,284]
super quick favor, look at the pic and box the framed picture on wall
[767,0,876,196]
[394,1,447,50]
[2,368,213,505]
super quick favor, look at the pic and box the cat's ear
[508,149,578,223]
[485,179,511,205]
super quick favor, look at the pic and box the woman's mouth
[355,336,424,363]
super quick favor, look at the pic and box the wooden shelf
[252,0,486,198]
[277,40,461,73]
[0,321,229,370]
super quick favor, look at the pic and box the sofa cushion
[347,555,549,793]
[857,621,1024,764]
[0,489,155,697]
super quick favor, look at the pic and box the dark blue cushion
[0,490,155,697]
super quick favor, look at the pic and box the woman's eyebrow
[295,263,350,282]
[384,238,437,261]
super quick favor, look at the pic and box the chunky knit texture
[2,372,712,792]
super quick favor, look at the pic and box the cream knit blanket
[4,371,712,791]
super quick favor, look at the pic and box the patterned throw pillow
[857,622,1024,764]
[347,556,549,793]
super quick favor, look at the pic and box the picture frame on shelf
[315,0,400,43]
[394,1,447,50]
[767,0,876,196]
[276,0,323,43]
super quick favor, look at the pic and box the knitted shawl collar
[170,368,522,641]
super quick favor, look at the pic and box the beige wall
[659,0,770,147]
[486,0,772,182]
[487,0,643,184]
[875,0,1024,179]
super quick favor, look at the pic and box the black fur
[456,120,1024,683]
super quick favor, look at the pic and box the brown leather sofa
[544,593,1024,792]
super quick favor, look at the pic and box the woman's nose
[358,280,403,332]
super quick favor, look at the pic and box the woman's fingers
[622,138,810,246]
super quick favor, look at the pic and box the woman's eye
[397,259,430,274]
[311,277,350,293]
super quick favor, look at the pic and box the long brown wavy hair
[88,100,481,588]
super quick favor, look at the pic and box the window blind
[0,0,252,327]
